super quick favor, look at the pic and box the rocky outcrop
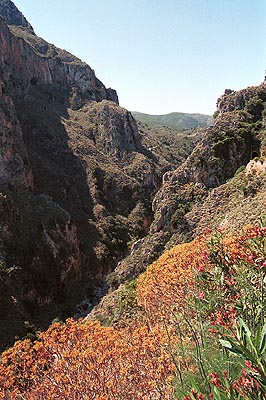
[0,0,34,33]
[77,101,142,157]
[216,85,266,116]
[246,158,266,175]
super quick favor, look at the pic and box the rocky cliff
[0,0,34,33]
[0,14,118,106]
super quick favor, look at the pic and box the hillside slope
[132,111,213,130]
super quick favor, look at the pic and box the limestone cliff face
[0,189,86,348]
[0,19,118,108]
[0,0,34,33]
[216,85,266,115]
[78,101,142,157]
[0,2,118,106]
[0,62,85,347]
[0,79,33,188]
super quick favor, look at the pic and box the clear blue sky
[14,0,266,115]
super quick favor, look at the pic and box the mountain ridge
[132,110,213,130]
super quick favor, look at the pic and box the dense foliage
[0,220,266,399]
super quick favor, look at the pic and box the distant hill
[132,111,213,130]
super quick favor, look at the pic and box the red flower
[197,394,205,400]
[198,291,205,299]
[197,265,205,272]
[245,361,252,369]
[210,372,223,388]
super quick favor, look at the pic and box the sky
[14,0,266,115]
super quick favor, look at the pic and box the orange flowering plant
[0,318,175,399]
